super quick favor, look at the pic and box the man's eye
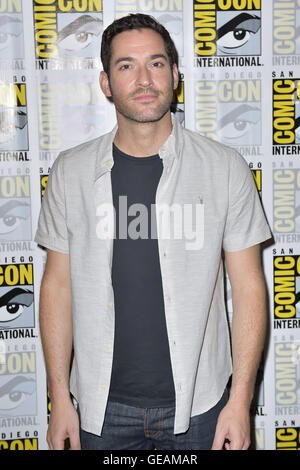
[152,62,163,67]
[120,64,131,70]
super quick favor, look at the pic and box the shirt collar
[94,113,183,181]
[159,113,183,163]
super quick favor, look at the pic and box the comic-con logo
[273,168,300,235]
[115,0,183,60]
[0,81,28,151]
[0,351,37,417]
[194,78,261,146]
[272,77,300,155]
[33,0,103,60]
[194,0,261,65]
[274,340,300,411]
[0,0,24,60]
[276,427,300,450]
[0,435,39,450]
[273,254,300,329]
[273,0,300,56]
[0,263,34,330]
[0,175,31,241]
[38,74,105,151]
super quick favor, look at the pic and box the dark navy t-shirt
[107,144,176,408]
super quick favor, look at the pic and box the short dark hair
[101,13,178,76]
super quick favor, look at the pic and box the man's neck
[114,112,172,157]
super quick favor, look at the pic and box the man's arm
[39,249,81,450]
[211,244,268,450]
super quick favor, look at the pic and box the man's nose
[137,65,153,87]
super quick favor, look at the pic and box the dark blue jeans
[78,388,228,450]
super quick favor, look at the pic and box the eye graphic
[0,376,35,411]
[0,287,34,322]
[60,107,104,148]
[217,13,261,54]
[218,104,260,143]
[0,200,30,235]
[57,15,102,52]
[0,214,25,234]
[218,29,251,49]
[0,15,23,52]
[0,108,27,144]
[157,13,182,56]
[295,116,300,143]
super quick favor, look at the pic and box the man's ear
[100,71,112,98]
[172,64,179,91]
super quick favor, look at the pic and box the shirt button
[173,340,176,346]
[105,344,111,351]
[108,302,113,308]
[100,386,106,391]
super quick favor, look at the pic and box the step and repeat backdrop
[0,0,299,451]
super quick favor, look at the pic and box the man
[35,14,272,451]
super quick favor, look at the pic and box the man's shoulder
[182,126,239,161]
[57,132,111,166]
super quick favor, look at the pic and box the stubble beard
[109,77,174,124]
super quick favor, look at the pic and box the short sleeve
[223,150,272,252]
[34,154,69,253]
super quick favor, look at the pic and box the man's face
[100,28,179,124]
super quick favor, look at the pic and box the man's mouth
[133,94,157,101]
[132,89,159,101]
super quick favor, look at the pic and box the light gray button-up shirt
[35,115,272,436]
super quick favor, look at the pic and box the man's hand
[47,399,81,450]
[211,401,250,450]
